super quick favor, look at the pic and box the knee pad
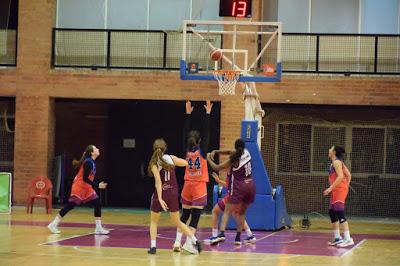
[189,209,202,229]
[329,209,338,223]
[180,208,191,224]
[335,210,347,223]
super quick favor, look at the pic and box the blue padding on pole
[241,120,258,142]
[274,185,293,229]
[212,184,227,207]
[246,195,276,230]
[276,62,282,81]
[241,121,272,195]
[210,119,291,231]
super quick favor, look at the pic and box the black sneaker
[234,236,241,245]
[210,232,225,245]
[194,240,203,254]
[244,234,256,244]
[328,237,343,246]
[147,247,157,254]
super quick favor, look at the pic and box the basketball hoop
[213,70,241,95]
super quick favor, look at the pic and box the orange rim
[213,70,241,81]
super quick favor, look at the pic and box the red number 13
[232,1,247,17]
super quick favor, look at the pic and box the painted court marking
[8,220,400,257]
[340,239,366,257]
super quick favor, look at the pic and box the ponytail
[229,138,245,164]
[73,145,94,169]
[333,146,345,161]
[148,138,174,176]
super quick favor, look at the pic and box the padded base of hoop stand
[212,120,292,230]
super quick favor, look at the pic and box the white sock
[212,228,218,237]
[95,219,102,229]
[151,240,156,248]
[53,216,61,225]
[245,228,253,237]
[334,229,341,239]
[175,232,183,243]
[343,230,351,241]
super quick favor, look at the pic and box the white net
[0,107,14,173]
[261,105,400,218]
[213,70,241,95]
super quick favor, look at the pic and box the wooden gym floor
[0,207,399,266]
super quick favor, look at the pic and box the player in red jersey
[324,145,353,247]
[173,100,213,251]
[48,145,109,235]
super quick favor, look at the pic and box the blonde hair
[148,138,174,176]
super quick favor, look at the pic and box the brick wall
[0,0,399,204]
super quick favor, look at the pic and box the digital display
[219,0,252,18]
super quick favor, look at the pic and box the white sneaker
[337,238,354,248]
[94,227,110,235]
[244,234,257,244]
[172,241,181,252]
[182,241,198,254]
[47,222,61,234]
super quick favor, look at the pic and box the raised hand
[204,100,213,114]
[186,100,194,114]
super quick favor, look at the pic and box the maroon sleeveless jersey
[151,155,180,212]
[229,149,256,205]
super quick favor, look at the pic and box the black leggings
[59,198,102,218]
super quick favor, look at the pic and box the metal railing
[283,33,400,75]
[52,28,400,75]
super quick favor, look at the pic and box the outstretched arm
[207,153,231,172]
[170,155,188,168]
[182,100,193,155]
[200,100,213,154]
[211,172,227,187]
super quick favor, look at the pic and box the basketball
[210,49,223,61]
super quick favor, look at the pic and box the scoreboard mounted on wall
[219,0,252,18]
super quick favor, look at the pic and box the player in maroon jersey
[147,138,202,255]
[207,138,256,245]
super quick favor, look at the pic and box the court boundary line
[340,239,366,257]
[39,230,114,246]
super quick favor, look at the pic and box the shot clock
[219,0,252,18]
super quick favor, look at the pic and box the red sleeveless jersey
[70,159,97,204]
[328,160,349,191]
[184,149,209,183]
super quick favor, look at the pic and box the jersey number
[244,162,252,176]
[188,157,201,170]
[164,171,170,182]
